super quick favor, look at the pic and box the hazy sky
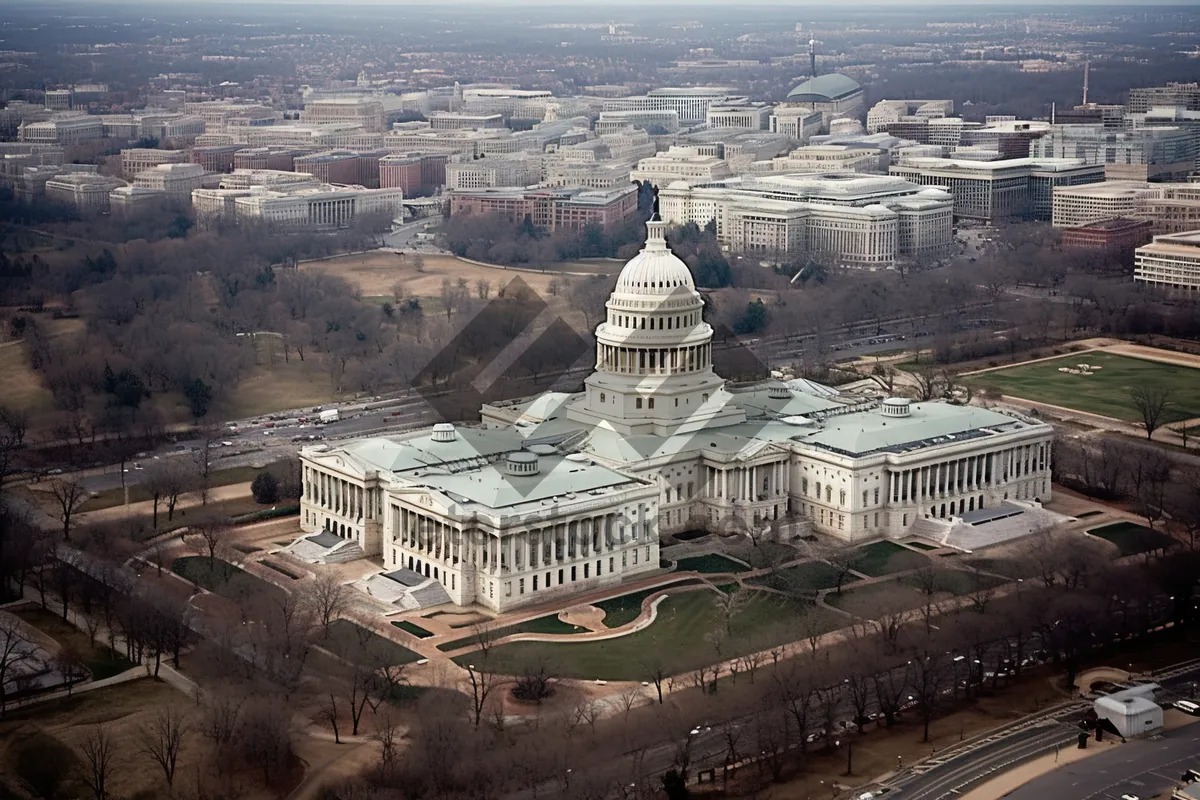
[33,0,1200,4]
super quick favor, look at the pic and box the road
[887,663,1200,800]
[1002,722,1200,800]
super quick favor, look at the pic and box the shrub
[251,471,280,504]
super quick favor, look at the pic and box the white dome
[613,220,696,296]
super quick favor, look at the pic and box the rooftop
[786,74,863,103]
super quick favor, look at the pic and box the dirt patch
[302,252,570,299]
[559,604,606,631]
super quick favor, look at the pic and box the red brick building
[380,153,448,196]
[293,150,387,189]
[450,185,638,232]
[189,145,242,173]
[1061,217,1153,251]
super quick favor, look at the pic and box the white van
[1172,700,1200,715]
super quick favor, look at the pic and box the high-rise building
[1030,124,1196,182]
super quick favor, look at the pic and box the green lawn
[675,554,750,574]
[392,620,435,639]
[436,613,585,652]
[1087,521,1177,556]
[171,556,286,604]
[851,541,930,577]
[456,588,844,680]
[88,646,135,680]
[325,619,423,665]
[593,579,701,629]
[751,561,857,593]
[966,352,1200,424]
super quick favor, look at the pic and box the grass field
[751,561,857,593]
[11,606,134,679]
[593,579,701,629]
[456,589,843,680]
[436,613,585,652]
[825,581,929,617]
[967,352,1200,424]
[171,556,286,604]
[898,568,1007,597]
[851,541,930,577]
[392,620,435,639]
[325,619,423,665]
[674,554,750,574]
[1087,521,1177,556]
[79,464,266,512]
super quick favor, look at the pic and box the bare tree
[711,585,751,636]
[320,693,342,744]
[868,363,898,395]
[912,366,946,402]
[308,572,350,634]
[0,616,35,714]
[191,521,230,568]
[822,543,858,596]
[1130,386,1172,440]
[49,477,88,541]
[374,708,401,772]
[79,724,117,800]
[198,689,244,755]
[138,705,189,788]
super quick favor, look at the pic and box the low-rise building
[191,145,244,174]
[630,146,733,187]
[18,114,104,145]
[44,173,123,210]
[775,74,865,132]
[231,185,405,229]
[133,163,207,199]
[120,148,188,179]
[294,150,388,189]
[379,153,447,195]
[301,97,385,133]
[594,110,681,135]
[867,99,954,132]
[769,144,888,174]
[427,112,506,131]
[1061,218,1153,252]
[1031,124,1197,183]
[109,185,166,214]
[1051,181,1165,228]
[602,87,736,125]
[706,99,774,130]
[1135,231,1200,294]
[449,185,638,232]
[445,153,542,190]
[768,108,825,142]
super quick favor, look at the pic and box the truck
[319,409,340,425]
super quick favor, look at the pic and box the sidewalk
[75,482,253,523]
[959,739,1117,800]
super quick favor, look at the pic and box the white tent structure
[1094,687,1163,739]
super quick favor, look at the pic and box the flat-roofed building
[233,185,404,229]
[706,99,773,130]
[44,173,123,210]
[449,185,638,232]
[120,148,188,179]
[1135,231,1200,294]
[1051,180,1165,228]
[110,185,166,214]
[890,157,1103,222]
[1140,184,1200,235]
[294,150,388,189]
[867,99,954,132]
[427,112,506,131]
[44,90,73,111]
[769,107,825,142]
[219,169,322,191]
[301,97,385,133]
[769,144,888,174]
[379,153,448,195]
[184,101,280,136]
[245,124,369,150]
[659,175,954,268]
[1061,217,1153,252]
[1031,124,1197,183]
[775,74,865,132]
[192,188,254,225]
[18,115,104,145]
[133,163,207,199]
[445,153,542,190]
[594,110,681,135]
[191,145,244,173]
[630,146,733,187]
[1128,83,1200,114]
[603,87,737,124]
[232,147,308,172]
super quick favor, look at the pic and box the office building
[132,163,207,200]
[890,157,1104,222]
[1135,231,1200,294]
[44,173,124,210]
[427,112,506,131]
[301,97,385,133]
[229,185,404,230]
[1131,107,1200,172]
[231,147,308,172]
[1051,181,1166,228]
[18,115,104,145]
[44,90,73,111]
[109,186,166,214]
[867,99,954,132]
[191,145,245,174]
[184,102,280,136]
[445,153,542,190]
[379,153,448,195]
[1128,83,1200,114]
[294,150,388,189]
[1060,218,1152,252]
[706,99,774,130]
[630,146,734,187]
[594,110,681,135]
[602,87,737,125]
[1054,104,1126,128]
[1030,124,1196,182]
[120,148,188,179]
[246,124,375,151]
[659,175,954,268]
[768,144,888,174]
[769,108,825,142]
[295,220,1052,611]
[449,185,638,232]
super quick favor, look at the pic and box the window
[600,392,606,402]
[862,491,868,506]
[519,578,525,595]
[802,478,808,494]
[584,563,589,578]
[558,568,564,584]
[838,514,844,530]
[702,393,709,402]
[687,481,693,498]
[633,550,638,565]
[648,398,655,409]
[571,566,577,581]
[874,512,878,527]
[826,486,833,502]
[675,398,679,407]
[636,398,643,409]
[609,557,614,573]
[490,582,494,599]
[622,551,628,567]
[815,481,821,498]
[532,576,538,591]
[874,488,880,504]
[903,513,908,526]
[840,490,846,506]
[505,582,512,597]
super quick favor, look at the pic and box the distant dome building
[776,72,866,134]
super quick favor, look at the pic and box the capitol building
[297,217,1054,611]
